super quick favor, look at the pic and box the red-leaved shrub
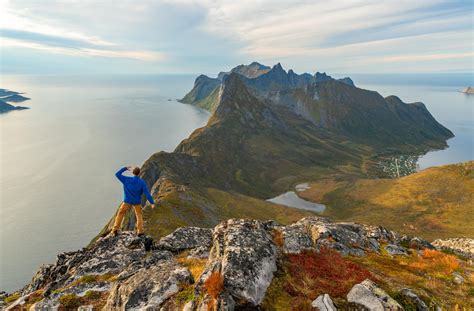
[285,248,372,298]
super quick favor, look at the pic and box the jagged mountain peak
[212,73,269,123]
[272,62,284,70]
[218,62,272,80]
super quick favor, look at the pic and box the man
[111,166,155,236]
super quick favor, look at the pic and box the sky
[0,0,472,75]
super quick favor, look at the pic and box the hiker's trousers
[112,202,144,234]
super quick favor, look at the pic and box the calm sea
[0,73,472,292]
[0,74,209,291]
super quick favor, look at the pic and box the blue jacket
[115,167,155,205]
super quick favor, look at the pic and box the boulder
[347,279,402,311]
[197,219,277,306]
[104,261,193,310]
[312,294,337,310]
[290,217,401,256]
[432,238,474,260]
[22,233,153,295]
[156,227,213,253]
[280,222,314,253]
[452,272,464,285]
[399,288,428,311]
[385,244,408,256]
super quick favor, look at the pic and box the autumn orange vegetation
[273,229,285,248]
[285,248,372,298]
[408,249,459,276]
[204,271,224,300]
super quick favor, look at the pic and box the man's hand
[151,204,155,209]
[126,166,132,171]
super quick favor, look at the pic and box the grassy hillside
[298,161,474,240]
[99,187,315,241]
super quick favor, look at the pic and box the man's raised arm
[115,167,128,183]
[142,181,155,205]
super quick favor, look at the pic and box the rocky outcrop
[279,217,404,256]
[399,288,429,311]
[104,262,193,310]
[432,238,474,259]
[8,233,177,310]
[156,227,212,253]
[3,217,444,310]
[347,279,403,310]
[196,219,278,308]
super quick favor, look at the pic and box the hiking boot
[137,233,145,237]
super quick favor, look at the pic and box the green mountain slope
[100,71,456,241]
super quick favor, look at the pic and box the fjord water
[0,73,472,292]
[0,74,209,291]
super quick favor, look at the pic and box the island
[462,87,474,94]
[0,88,31,113]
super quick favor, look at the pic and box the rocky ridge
[4,216,472,310]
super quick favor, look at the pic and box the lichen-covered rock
[452,272,464,285]
[347,279,402,311]
[29,282,111,311]
[156,227,213,253]
[104,261,193,310]
[280,222,314,253]
[385,244,408,256]
[187,245,210,259]
[22,233,153,296]
[282,217,401,256]
[197,219,277,307]
[399,288,428,311]
[312,293,337,310]
[432,238,474,259]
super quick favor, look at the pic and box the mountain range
[96,63,456,241]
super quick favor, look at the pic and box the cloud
[200,0,473,72]
[0,0,472,73]
[0,2,165,61]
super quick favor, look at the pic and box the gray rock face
[104,261,193,310]
[347,279,402,311]
[312,294,337,310]
[156,226,212,253]
[197,219,277,307]
[385,244,408,256]
[280,217,404,256]
[22,233,154,296]
[432,238,474,259]
[400,288,428,311]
